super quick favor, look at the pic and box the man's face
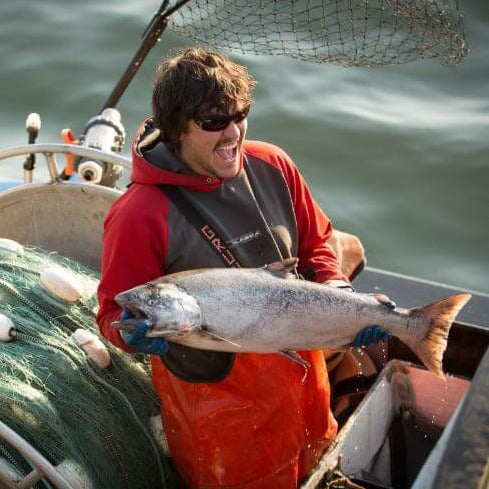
[177,104,249,180]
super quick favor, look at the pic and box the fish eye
[147,299,155,307]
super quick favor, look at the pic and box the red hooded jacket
[97,122,347,488]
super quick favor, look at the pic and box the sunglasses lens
[196,106,250,131]
[199,117,231,131]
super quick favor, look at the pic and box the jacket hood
[131,118,244,192]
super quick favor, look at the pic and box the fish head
[114,282,202,339]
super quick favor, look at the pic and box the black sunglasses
[194,105,250,132]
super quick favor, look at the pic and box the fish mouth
[113,287,201,338]
[111,308,154,331]
[123,305,146,320]
[113,294,154,330]
[146,325,195,340]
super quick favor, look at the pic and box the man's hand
[353,294,395,347]
[324,281,395,347]
[119,309,169,355]
[353,325,392,347]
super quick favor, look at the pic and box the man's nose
[222,120,241,138]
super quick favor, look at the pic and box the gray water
[0,1,488,293]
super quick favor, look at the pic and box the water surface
[0,0,487,292]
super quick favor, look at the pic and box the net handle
[101,0,193,111]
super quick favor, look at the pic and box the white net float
[0,238,24,256]
[39,267,84,303]
[0,313,15,342]
[71,329,111,369]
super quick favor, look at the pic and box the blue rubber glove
[352,295,396,347]
[119,309,169,355]
[353,326,392,347]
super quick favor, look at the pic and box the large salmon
[113,259,471,377]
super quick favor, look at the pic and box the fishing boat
[0,1,487,488]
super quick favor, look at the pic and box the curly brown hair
[152,48,256,151]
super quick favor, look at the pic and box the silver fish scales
[113,259,471,377]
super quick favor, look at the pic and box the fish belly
[171,274,410,352]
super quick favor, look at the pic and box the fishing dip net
[0,242,177,488]
[170,0,467,66]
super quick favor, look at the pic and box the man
[97,48,391,489]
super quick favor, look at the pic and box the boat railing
[0,420,74,489]
[0,144,131,183]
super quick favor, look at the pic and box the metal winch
[76,108,126,186]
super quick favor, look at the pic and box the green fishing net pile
[0,245,174,488]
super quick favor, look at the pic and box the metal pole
[0,420,74,489]
[101,16,169,110]
[101,0,194,111]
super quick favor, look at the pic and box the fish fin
[405,293,471,378]
[279,350,311,368]
[200,327,242,349]
[265,258,298,277]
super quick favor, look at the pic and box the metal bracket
[0,420,73,489]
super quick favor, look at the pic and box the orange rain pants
[151,349,337,489]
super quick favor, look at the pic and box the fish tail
[407,293,471,378]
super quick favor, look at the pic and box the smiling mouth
[215,143,238,162]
